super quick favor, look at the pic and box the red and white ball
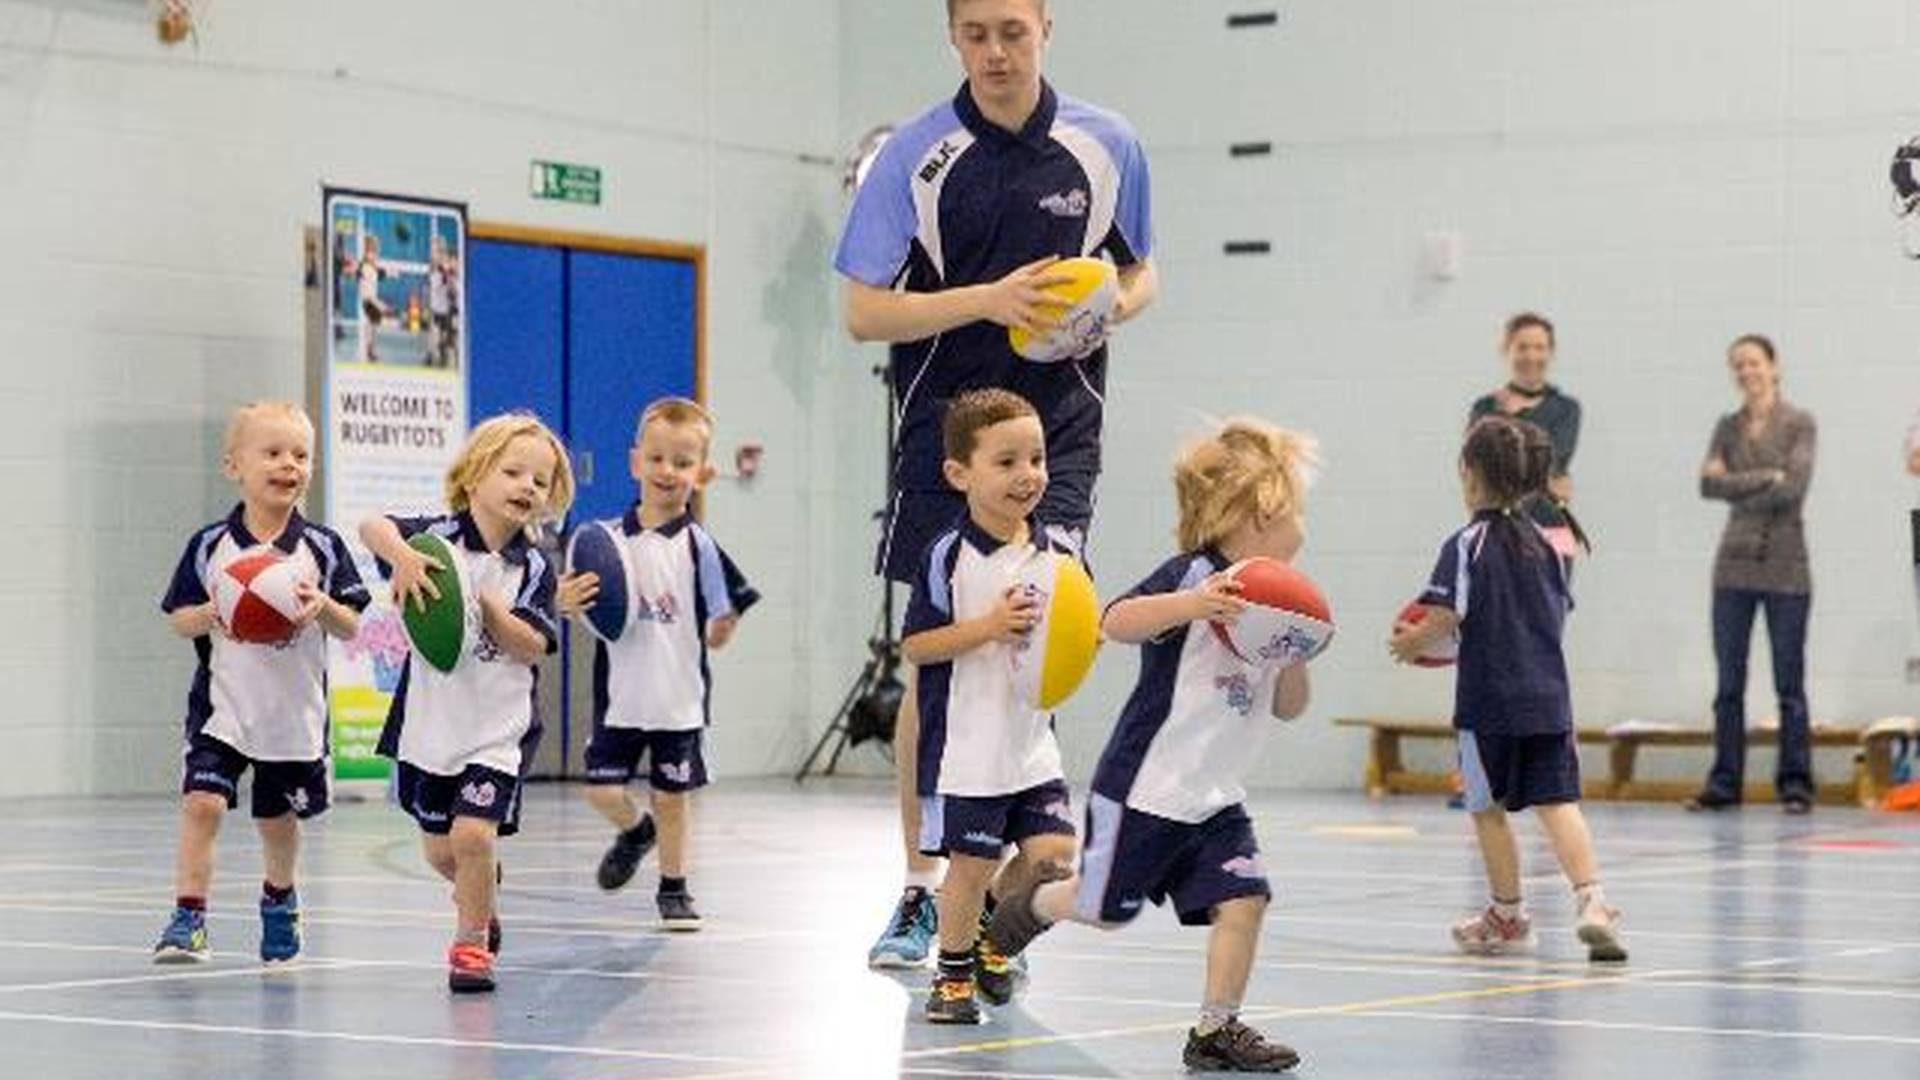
[1395,600,1458,667]
[1210,557,1335,669]
[211,547,312,646]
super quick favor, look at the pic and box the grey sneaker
[1576,899,1627,963]
[657,890,703,931]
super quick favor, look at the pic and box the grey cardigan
[1700,401,1816,594]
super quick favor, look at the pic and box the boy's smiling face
[224,412,313,514]
[630,418,714,517]
[944,414,1047,537]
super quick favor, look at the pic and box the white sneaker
[1452,906,1536,956]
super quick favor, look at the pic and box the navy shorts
[584,727,709,792]
[181,733,330,820]
[878,478,1094,584]
[395,761,525,837]
[1458,730,1582,813]
[1075,795,1271,927]
[918,778,1077,859]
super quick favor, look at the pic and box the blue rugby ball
[566,521,632,643]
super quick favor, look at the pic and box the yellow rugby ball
[1007,256,1119,363]
[1008,552,1101,710]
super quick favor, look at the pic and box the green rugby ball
[401,532,471,674]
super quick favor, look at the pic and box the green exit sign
[530,160,601,205]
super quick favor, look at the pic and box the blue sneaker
[260,892,301,964]
[868,886,937,969]
[153,906,209,964]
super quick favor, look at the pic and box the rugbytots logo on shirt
[1257,625,1324,667]
[1038,188,1089,218]
[1214,673,1255,717]
[635,592,680,626]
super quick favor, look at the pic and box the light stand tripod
[795,364,905,781]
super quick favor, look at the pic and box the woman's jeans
[1705,587,1812,802]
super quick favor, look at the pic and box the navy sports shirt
[835,80,1153,503]
[1419,510,1574,736]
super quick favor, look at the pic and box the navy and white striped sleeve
[160,527,219,613]
[1110,132,1153,263]
[1419,532,1466,612]
[316,528,372,612]
[903,530,961,637]
[511,548,560,654]
[373,514,442,578]
[691,527,759,621]
[1107,553,1206,643]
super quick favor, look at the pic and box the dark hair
[1503,311,1556,349]
[944,388,1039,463]
[1461,415,1590,555]
[1727,332,1780,388]
[947,0,1047,19]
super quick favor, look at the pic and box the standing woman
[1689,334,1818,814]
[1469,313,1582,546]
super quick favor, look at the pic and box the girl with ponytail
[1389,414,1624,963]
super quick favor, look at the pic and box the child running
[986,417,1318,1073]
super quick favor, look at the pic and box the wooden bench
[1605,726,1860,806]
[1332,717,1614,799]
[1335,716,1873,806]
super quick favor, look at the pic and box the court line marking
[0,959,372,995]
[0,1009,764,1066]
[1354,1008,1920,1048]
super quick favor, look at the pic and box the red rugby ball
[1395,600,1458,668]
[1209,557,1335,668]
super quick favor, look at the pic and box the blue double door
[467,238,699,775]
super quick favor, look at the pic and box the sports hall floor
[1,779,1916,1079]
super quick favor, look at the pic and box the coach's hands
[979,256,1076,334]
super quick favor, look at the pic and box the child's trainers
[1452,906,1536,956]
[596,822,655,892]
[153,906,210,964]
[259,893,301,964]
[657,890,703,932]
[1576,899,1628,963]
[924,974,982,1024]
[447,941,496,993]
[973,934,1021,1005]
[1181,1018,1301,1072]
[867,886,937,969]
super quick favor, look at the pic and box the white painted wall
[0,0,874,795]
[840,0,1920,789]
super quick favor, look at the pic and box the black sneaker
[985,859,1070,959]
[1182,1019,1301,1072]
[1782,794,1813,815]
[925,975,981,1024]
[596,822,655,891]
[657,890,703,932]
[1683,791,1740,812]
[974,933,1019,1006]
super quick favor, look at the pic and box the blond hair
[224,401,314,457]
[634,396,714,453]
[446,413,576,521]
[1173,418,1318,552]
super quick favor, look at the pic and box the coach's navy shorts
[1075,795,1271,927]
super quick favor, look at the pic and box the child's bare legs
[936,854,996,958]
[652,790,688,879]
[586,783,645,832]
[256,812,298,892]
[447,816,499,941]
[1534,802,1598,886]
[1469,807,1523,902]
[893,676,944,885]
[421,833,458,884]
[173,793,226,899]
[994,833,1074,906]
[1203,896,1266,1012]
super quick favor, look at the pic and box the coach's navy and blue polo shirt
[834,80,1154,506]
[374,511,557,779]
[590,505,759,734]
[161,506,370,762]
[1088,549,1286,825]
[1418,511,1574,737]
